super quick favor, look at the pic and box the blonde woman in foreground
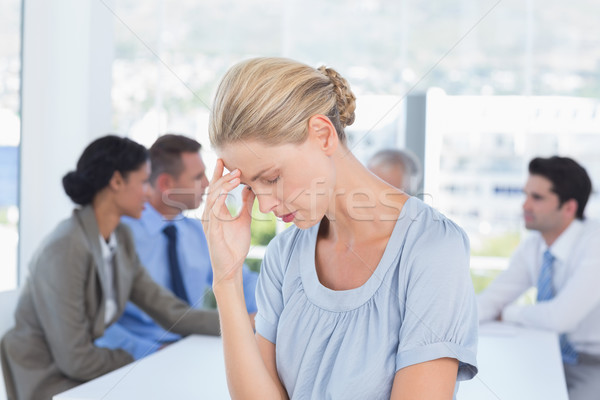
[203,57,478,399]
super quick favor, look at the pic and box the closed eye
[244,176,279,192]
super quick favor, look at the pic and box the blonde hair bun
[210,57,357,148]
[317,66,356,128]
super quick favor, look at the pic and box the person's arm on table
[204,160,288,400]
[477,243,534,322]
[128,262,220,336]
[95,322,161,360]
[121,225,220,336]
[30,241,133,381]
[503,239,600,331]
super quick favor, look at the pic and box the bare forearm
[214,280,284,400]
[390,358,458,400]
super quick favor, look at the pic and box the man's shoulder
[121,215,143,228]
[121,205,161,234]
[582,218,600,233]
[178,215,205,235]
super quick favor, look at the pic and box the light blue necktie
[537,249,578,364]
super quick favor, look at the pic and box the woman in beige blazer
[0,135,219,400]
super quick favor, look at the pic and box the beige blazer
[1,206,219,400]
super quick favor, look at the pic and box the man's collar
[547,219,583,262]
[141,202,184,235]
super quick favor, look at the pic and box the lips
[280,212,296,223]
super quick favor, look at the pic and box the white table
[54,335,230,400]
[459,322,569,400]
[55,323,569,400]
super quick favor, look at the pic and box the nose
[256,192,280,214]
[522,197,531,211]
[200,174,209,192]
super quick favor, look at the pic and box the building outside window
[108,0,600,294]
[0,0,22,292]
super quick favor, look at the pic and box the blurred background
[2,0,599,294]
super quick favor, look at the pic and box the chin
[292,217,322,230]
[126,209,143,220]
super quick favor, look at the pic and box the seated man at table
[96,134,258,360]
[367,148,422,194]
[477,156,600,400]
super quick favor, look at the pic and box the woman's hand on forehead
[201,159,255,283]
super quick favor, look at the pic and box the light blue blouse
[255,197,478,399]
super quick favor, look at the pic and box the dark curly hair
[62,135,148,205]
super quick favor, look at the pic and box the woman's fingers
[204,161,240,219]
[204,161,246,226]
[211,158,224,181]
[205,159,225,209]
[240,185,256,224]
[202,159,252,285]
[211,188,230,221]
[210,179,242,221]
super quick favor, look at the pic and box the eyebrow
[250,167,274,182]
[524,188,547,198]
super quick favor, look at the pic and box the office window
[0,0,22,291]
[111,0,282,147]
[110,0,600,266]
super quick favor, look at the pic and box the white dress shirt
[477,219,600,356]
[99,233,118,325]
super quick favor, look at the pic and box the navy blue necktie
[536,249,578,364]
[162,225,189,304]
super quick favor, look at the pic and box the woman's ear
[308,114,338,156]
[108,171,124,191]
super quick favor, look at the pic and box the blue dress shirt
[95,203,258,360]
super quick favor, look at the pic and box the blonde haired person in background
[368,148,422,195]
[203,57,478,399]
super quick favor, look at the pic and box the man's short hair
[149,134,201,184]
[529,156,592,220]
[368,148,422,193]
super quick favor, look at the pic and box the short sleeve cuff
[396,342,478,381]
[255,313,277,344]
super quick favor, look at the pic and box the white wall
[19,0,115,282]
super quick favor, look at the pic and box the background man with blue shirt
[478,156,600,400]
[96,134,258,359]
